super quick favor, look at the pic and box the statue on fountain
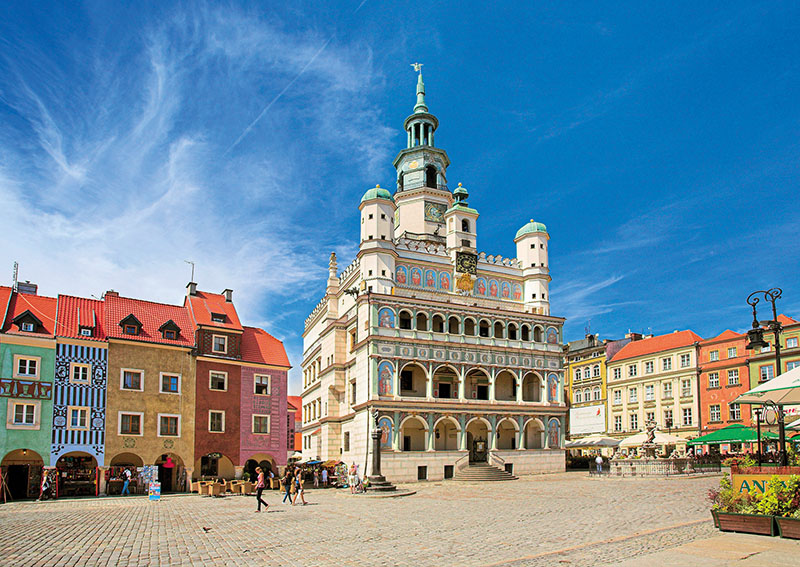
[641,419,658,459]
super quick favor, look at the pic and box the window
[708,372,719,388]
[680,354,691,368]
[729,403,741,421]
[209,371,227,391]
[21,322,35,332]
[80,328,93,337]
[575,390,583,403]
[761,344,771,353]
[209,410,225,433]
[613,390,621,405]
[710,405,721,422]
[201,456,218,477]
[254,375,271,395]
[212,335,228,354]
[644,361,654,374]
[681,379,692,397]
[613,367,621,380]
[664,409,673,427]
[727,347,737,358]
[787,337,799,349]
[727,369,739,385]
[709,350,719,362]
[15,356,39,378]
[663,382,673,399]
[593,365,600,377]
[614,415,622,432]
[400,370,413,391]
[627,364,637,377]
[461,219,470,232]
[630,413,638,430]
[13,403,35,425]
[160,373,180,394]
[211,313,226,323]
[682,407,692,426]
[350,382,357,405]
[628,387,638,403]
[574,369,581,382]
[646,411,655,423]
[788,361,800,371]
[253,414,270,434]
[583,368,591,380]
[344,431,351,452]
[593,387,601,401]
[158,414,180,437]
[163,329,177,340]
[70,363,91,383]
[662,358,672,371]
[68,407,89,430]
[121,369,143,391]
[123,324,138,335]
[119,412,142,435]
[645,384,654,401]
[760,365,774,382]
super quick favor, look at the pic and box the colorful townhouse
[103,291,196,493]
[51,295,108,496]
[287,395,302,453]
[0,284,56,500]
[747,315,800,387]
[607,330,702,441]
[696,330,751,450]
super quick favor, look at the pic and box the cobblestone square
[1,473,797,566]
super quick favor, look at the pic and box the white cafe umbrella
[735,366,800,406]
[619,431,687,448]
[564,434,621,449]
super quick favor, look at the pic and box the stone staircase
[453,463,518,482]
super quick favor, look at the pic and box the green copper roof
[361,185,394,203]
[515,219,548,238]
[446,203,478,215]
[453,184,468,197]
[414,71,428,114]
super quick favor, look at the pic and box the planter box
[716,512,775,536]
[711,509,719,528]
[776,516,800,540]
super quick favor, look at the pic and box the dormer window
[80,327,93,337]
[158,320,181,341]
[22,322,35,332]
[211,313,226,323]
[212,335,228,354]
[119,314,143,336]
[12,310,43,334]
[124,325,139,335]
[164,330,177,340]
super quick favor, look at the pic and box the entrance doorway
[466,419,489,463]
[6,465,32,500]
[1,449,44,500]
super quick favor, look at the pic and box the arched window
[432,314,445,333]
[593,364,601,377]
[398,172,404,191]
[521,325,530,341]
[574,369,581,381]
[583,368,591,380]
[583,388,591,402]
[448,316,459,334]
[508,323,518,340]
[575,390,582,403]
[416,312,428,331]
[593,387,601,401]
[464,318,476,336]
[533,327,543,342]
[494,322,504,339]
[425,166,437,189]
[399,311,412,330]
[461,219,470,233]
[479,319,490,338]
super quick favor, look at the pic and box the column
[428,127,433,146]
[517,416,525,450]
[392,411,401,451]
[407,129,412,148]
[489,415,498,450]
[426,414,435,451]
[234,466,244,480]
[516,375,523,403]
[425,366,433,399]
[393,362,400,398]
[489,369,496,402]
[458,368,466,400]
[458,415,467,451]
[98,466,108,495]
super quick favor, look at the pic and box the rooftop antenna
[584,319,591,336]
[11,261,18,291]
[184,260,196,282]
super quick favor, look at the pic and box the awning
[686,423,779,446]
[564,434,621,449]
[619,431,688,448]
[735,366,800,405]
[321,460,342,467]
[306,460,322,465]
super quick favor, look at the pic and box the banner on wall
[569,405,606,435]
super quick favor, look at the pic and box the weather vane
[411,62,423,73]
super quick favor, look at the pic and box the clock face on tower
[455,252,477,275]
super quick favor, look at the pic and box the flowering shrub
[710,473,800,516]
[721,454,756,468]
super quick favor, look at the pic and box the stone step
[453,464,518,482]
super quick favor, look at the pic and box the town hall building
[300,68,566,482]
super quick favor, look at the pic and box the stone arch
[494,369,517,401]
[465,416,492,431]
[464,317,477,336]
[496,417,519,450]
[448,315,460,334]
[522,418,545,449]
[521,324,531,341]
[507,322,518,340]
[431,313,446,333]
[521,371,542,402]
[108,452,144,467]
[533,325,544,342]
[399,415,428,451]
[493,320,505,339]
[416,311,429,331]
[478,319,491,338]
[398,362,428,397]
[398,309,413,329]
[432,364,460,399]
[433,416,460,451]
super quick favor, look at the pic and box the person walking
[595,454,603,474]
[282,469,294,504]
[254,467,269,512]
[313,468,319,488]
[121,468,132,496]
[293,469,307,506]
[321,467,328,487]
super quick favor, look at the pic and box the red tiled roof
[185,291,242,330]
[700,329,743,344]
[778,314,797,326]
[56,295,106,341]
[104,294,195,347]
[610,330,703,362]
[0,286,12,326]
[2,290,58,336]
[287,396,303,420]
[241,326,291,367]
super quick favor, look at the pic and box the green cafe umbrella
[735,366,800,406]
[687,423,779,446]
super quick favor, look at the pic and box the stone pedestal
[367,427,396,492]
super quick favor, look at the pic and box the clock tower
[393,65,452,238]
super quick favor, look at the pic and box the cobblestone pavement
[0,472,796,566]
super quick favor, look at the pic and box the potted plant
[775,475,800,539]
[709,474,775,536]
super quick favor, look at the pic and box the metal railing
[608,458,721,477]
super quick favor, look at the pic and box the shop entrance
[155,454,184,493]
[56,453,98,497]
[1,449,44,500]
[6,465,31,500]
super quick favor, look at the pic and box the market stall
[56,453,98,497]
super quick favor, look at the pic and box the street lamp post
[745,287,787,467]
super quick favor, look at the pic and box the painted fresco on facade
[475,278,487,296]
[548,373,558,403]
[548,418,560,448]
[547,327,558,344]
[395,266,407,284]
[378,361,393,396]
[378,416,393,450]
[439,272,451,291]
[501,282,510,298]
[489,280,499,298]
[513,284,522,300]
[410,267,422,286]
[425,269,437,288]
[378,308,395,328]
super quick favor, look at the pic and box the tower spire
[411,62,428,114]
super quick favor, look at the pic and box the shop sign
[732,474,791,494]
[148,482,161,501]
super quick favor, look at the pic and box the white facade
[300,71,567,482]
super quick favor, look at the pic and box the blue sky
[1,2,798,394]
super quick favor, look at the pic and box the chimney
[222,289,233,302]
[187,282,197,296]
[104,290,119,298]
[17,281,38,295]
[626,332,643,341]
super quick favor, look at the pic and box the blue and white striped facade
[51,343,108,466]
